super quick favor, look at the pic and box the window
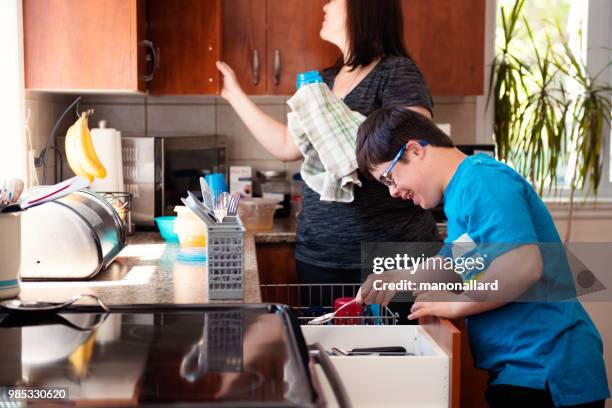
[0,0,27,181]
[495,0,612,199]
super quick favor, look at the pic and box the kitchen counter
[18,218,447,306]
[16,218,293,307]
[253,217,297,243]
[255,217,448,243]
[18,231,262,305]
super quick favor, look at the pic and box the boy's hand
[408,298,462,321]
[409,291,510,321]
[356,269,409,307]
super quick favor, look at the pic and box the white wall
[0,0,27,180]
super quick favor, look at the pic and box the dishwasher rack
[260,283,399,325]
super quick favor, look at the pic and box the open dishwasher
[261,283,461,408]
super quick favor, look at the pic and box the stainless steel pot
[20,189,126,280]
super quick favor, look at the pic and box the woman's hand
[216,61,242,100]
[212,61,300,161]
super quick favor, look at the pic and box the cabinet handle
[274,49,281,86]
[141,40,159,82]
[253,49,260,86]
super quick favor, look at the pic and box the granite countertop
[18,217,447,306]
[253,217,298,243]
[19,231,262,305]
[254,217,448,243]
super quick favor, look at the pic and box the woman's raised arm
[216,61,302,162]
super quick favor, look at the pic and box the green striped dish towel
[287,83,365,202]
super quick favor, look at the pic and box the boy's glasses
[379,140,430,187]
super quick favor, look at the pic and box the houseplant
[489,0,612,241]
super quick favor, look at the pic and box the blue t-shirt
[443,154,609,406]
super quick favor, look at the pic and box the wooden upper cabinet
[222,0,484,96]
[402,0,486,96]
[222,0,340,95]
[221,0,267,95]
[265,0,340,95]
[147,0,221,95]
[24,0,146,92]
[24,0,484,95]
[24,0,220,94]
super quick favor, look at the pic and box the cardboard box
[229,166,252,197]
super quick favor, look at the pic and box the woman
[216,0,438,295]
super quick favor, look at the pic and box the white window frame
[554,0,612,202]
[541,0,612,201]
[588,0,612,198]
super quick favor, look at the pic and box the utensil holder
[205,216,245,300]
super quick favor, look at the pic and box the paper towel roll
[90,126,124,192]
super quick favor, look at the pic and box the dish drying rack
[260,283,399,325]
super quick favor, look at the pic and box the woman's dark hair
[335,0,410,71]
[356,108,454,177]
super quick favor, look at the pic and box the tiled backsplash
[26,92,480,184]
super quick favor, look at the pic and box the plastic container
[205,173,229,202]
[155,216,179,243]
[296,70,323,90]
[0,213,21,299]
[174,206,206,248]
[237,198,281,231]
[177,248,206,263]
[333,297,363,325]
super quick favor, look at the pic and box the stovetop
[0,304,316,407]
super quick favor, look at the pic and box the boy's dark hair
[356,107,454,177]
[332,0,410,73]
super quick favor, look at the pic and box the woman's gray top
[295,55,440,269]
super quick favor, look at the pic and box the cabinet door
[24,0,146,92]
[148,0,221,95]
[221,0,267,95]
[256,243,298,307]
[402,0,485,96]
[266,0,340,95]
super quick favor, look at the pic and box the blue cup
[296,70,323,90]
[205,173,228,201]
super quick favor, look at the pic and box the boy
[355,107,609,407]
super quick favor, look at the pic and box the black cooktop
[0,304,317,407]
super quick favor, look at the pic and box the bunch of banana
[65,110,107,182]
